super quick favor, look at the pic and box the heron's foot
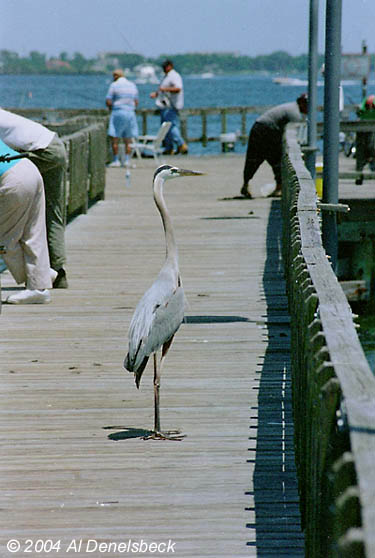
[143,429,186,441]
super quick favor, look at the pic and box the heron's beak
[178,168,205,176]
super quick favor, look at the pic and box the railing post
[142,112,147,136]
[201,111,207,147]
[241,109,247,145]
[180,115,188,144]
[221,109,227,134]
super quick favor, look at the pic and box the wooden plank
[0,155,303,557]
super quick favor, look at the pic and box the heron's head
[154,165,204,182]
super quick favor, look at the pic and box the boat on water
[134,63,159,84]
[273,76,325,87]
[201,72,215,79]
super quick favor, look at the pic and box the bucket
[219,132,236,152]
[315,162,323,198]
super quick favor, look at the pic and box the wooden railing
[8,104,360,149]
[7,106,274,147]
[282,123,375,558]
[136,106,265,145]
[17,113,108,219]
[60,121,107,220]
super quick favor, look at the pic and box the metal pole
[306,0,319,179]
[322,0,342,271]
[362,40,368,99]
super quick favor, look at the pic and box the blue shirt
[0,139,20,177]
[106,77,138,111]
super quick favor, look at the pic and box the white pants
[0,158,52,289]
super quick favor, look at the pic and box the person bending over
[241,93,308,198]
[0,140,54,304]
[0,108,68,288]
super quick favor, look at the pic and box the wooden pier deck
[0,155,304,557]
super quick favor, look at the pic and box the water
[0,72,368,156]
[1,73,301,110]
[1,72,374,367]
[1,73,304,155]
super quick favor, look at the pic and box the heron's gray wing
[144,285,185,356]
[125,282,185,375]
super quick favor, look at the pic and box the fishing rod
[0,152,30,163]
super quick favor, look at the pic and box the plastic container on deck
[315,162,323,198]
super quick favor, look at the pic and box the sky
[1,0,374,59]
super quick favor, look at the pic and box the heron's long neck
[153,176,178,270]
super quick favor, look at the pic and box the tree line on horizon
[0,49,328,75]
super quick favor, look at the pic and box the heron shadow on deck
[246,201,305,556]
[105,314,251,441]
[104,426,154,441]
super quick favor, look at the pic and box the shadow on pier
[247,201,305,556]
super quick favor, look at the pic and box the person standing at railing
[0,140,54,304]
[150,59,188,155]
[106,69,139,168]
[355,94,375,180]
[0,108,68,288]
[241,93,308,198]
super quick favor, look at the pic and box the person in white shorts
[0,139,54,304]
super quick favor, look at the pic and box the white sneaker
[7,289,51,304]
[108,160,121,167]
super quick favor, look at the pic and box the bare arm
[150,85,181,99]
[159,85,181,94]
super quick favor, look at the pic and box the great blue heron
[124,164,204,440]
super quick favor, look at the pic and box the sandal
[240,184,252,198]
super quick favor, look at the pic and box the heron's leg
[159,334,174,370]
[143,337,185,441]
[153,352,161,433]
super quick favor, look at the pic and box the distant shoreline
[0,49,321,76]
[0,70,303,77]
